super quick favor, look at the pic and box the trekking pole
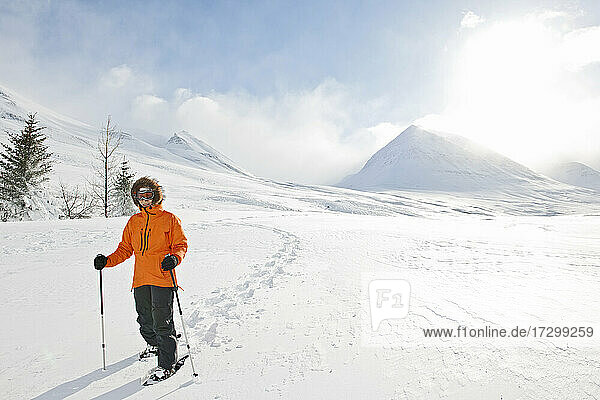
[169,269,198,378]
[99,270,107,371]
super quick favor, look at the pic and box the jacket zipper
[141,209,150,256]
[144,229,151,253]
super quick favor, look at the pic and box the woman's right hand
[94,254,107,270]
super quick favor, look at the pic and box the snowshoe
[141,354,189,386]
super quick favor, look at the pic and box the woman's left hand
[161,254,178,271]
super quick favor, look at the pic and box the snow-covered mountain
[165,131,248,175]
[0,85,246,181]
[0,84,252,219]
[542,161,600,192]
[337,125,554,192]
[1,85,597,219]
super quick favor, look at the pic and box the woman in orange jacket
[94,176,188,381]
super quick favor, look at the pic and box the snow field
[2,206,599,399]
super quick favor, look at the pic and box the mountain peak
[337,125,545,192]
[170,130,189,138]
[165,130,248,176]
[166,132,189,147]
[543,161,600,191]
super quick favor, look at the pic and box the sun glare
[420,14,596,168]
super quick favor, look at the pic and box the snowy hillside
[1,87,596,218]
[337,125,561,193]
[2,87,600,399]
[542,161,600,192]
[0,88,27,124]
[0,85,245,207]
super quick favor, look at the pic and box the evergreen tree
[0,113,52,210]
[111,157,135,216]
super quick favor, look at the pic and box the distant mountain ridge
[165,131,248,175]
[0,84,246,177]
[543,162,600,192]
[337,125,557,192]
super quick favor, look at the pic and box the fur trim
[131,176,163,208]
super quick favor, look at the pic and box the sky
[1,0,600,184]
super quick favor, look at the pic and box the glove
[94,254,107,270]
[161,254,178,271]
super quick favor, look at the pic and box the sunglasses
[137,189,155,200]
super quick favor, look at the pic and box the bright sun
[418,14,600,168]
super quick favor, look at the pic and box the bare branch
[58,180,97,219]
[92,115,125,217]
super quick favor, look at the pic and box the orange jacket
[106,204,188,289]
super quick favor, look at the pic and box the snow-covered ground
[2,86,600,399]
[2,167,600,399]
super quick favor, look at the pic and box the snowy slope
[0,85,245,198]
[543,161,600,191]
[0,88,27,124]
[2,187,600,400]
[0,86,99,151]
[337,125,559,192]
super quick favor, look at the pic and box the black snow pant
[134,285,177,369]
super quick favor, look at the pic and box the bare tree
[58,181,96,219]
[88,116,123,217]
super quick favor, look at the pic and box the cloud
[173,88,192,104]
[131,94,171,134]
[173,80,397,184]
[561,26,600,70]
[460,11,485,29]
[134,94,167,107]
[366,123,406,150]
[534,10,569,21]
[419,11,600,169]
[98,64,154,93]
[100,64,133,88]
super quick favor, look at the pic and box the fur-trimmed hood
[131,176,163,208]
